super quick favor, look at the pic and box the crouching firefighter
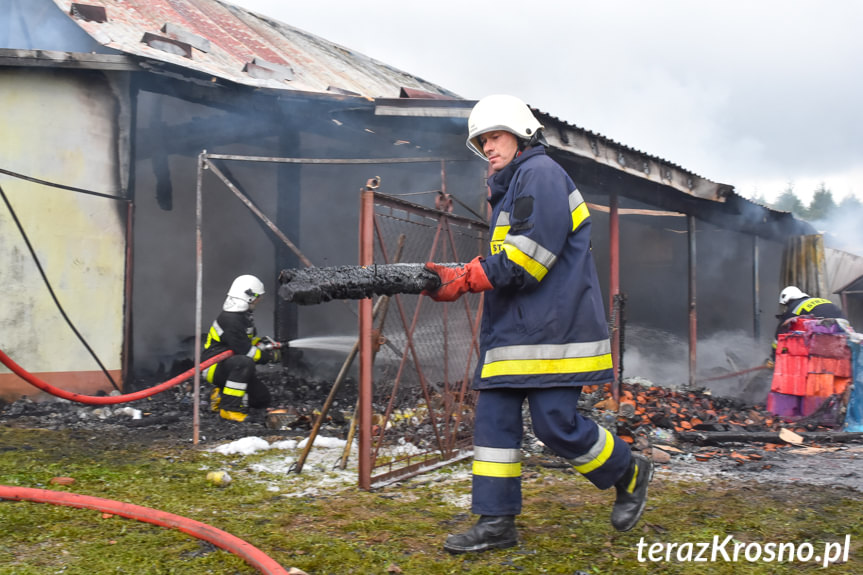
[202,275,280,422]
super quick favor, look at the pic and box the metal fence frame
[359,183,488,489]
[193,152,486,490]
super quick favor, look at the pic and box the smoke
[811,207,863,255]
[129,90,485,378]
[623,324,772,405]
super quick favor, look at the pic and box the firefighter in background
[202,274,278,422]
[772,285,847,360]
[424,95,652,554]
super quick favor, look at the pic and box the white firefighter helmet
[466,94,544,159]
[223,274,265,312]
[779,285,808,305]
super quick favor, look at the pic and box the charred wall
[129,86,486,380]
[582,184,785,391]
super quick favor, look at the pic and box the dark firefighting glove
[257,347,274,364]
[422,257,493,302]
[256,338,282,364]
[269,347,282,364]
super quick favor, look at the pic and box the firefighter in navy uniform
[424,95,653,554]
[772,285,847,359]
[202,275,278,422]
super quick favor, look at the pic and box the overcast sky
[229,0,862,205]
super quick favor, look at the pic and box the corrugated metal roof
[34,0,810,239]
[51,0,459,99]
[532,106,733,201]
[46,0,738,202]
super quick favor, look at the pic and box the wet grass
[0,427,861,574]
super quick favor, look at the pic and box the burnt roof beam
[541,118,732,202]
[553,151,814,241]
[0,49,137,71]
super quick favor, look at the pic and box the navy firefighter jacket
[474,146,613,390]
[202,310,264,363]
[774,296,846,340]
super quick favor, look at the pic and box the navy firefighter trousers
[471,387,632,516]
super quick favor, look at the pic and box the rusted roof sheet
[533,106,733,202]
[51,0,458,99]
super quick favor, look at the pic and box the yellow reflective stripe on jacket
[570,189,590,231]
[481,340,613,378]
[571,428,615,474]
[793,298,831,315]
[246,346,260,360]
[204,364,218,384]
[501,234,557,282]
[490,212,510,254]
[492,212,510,242]
[205,320,225,349]
[472,446,523,478]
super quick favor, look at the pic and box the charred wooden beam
[278,263,447,305]
[678,430,863,445]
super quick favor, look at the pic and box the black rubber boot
[611,453,654,532]
[443,515,518,554]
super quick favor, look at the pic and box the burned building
[0,0,821,402]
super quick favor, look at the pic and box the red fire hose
[0,351,295,573]
[0,485,290,574]
[0,348,233,405]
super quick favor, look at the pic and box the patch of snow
[209,436,272,455]
[297,436,346,449]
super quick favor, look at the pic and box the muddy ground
[1,362,863,493]
[0,362,343,448]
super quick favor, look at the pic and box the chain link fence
[363,190,488,486]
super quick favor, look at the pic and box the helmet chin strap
[527,131,547,148]
[516,131,547,155]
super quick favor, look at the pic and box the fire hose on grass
[0,348,234,405]
[0,350,297,574]
[0,485,292,575]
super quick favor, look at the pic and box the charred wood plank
[278,263,447,305]
[678,430,863,445]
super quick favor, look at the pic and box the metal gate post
[192,152,205,445]
[357,181,376,490]
[608,191,620,400]
[687,215,697,390]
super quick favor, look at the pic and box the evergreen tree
[838,193,863,212]
[750,191,769,206]
[806,182,837,221]
[772,184,806,218]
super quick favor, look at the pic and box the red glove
[423,257,493,302]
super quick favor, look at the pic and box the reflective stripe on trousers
[471,387,631,516]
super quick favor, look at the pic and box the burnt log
[678,430,863,445]
[278,263,448,305]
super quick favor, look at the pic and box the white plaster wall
[0,68,127,394]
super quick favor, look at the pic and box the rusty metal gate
[357,179,488,488]
[192,152,488,486]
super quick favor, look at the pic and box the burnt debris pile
[278,263,444,305]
